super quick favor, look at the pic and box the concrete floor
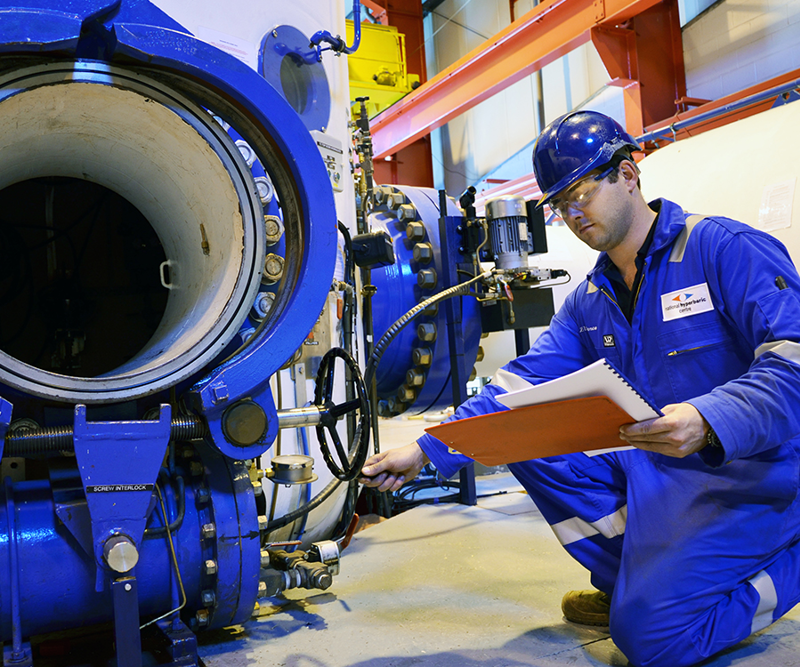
[197,418,800,667]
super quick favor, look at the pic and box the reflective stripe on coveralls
[550,504,628,546]
[754,340,800,364]
[747,569,778,634]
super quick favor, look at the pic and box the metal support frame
[437,190,476,506]
[371,0,676,158]
[155,618,199,666]
[111,578,143,667]
[3,479,32,667]
[591,0,685,136]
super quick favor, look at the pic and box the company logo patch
[603,334,616,347]
[661,283,714,321]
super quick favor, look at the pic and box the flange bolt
[406,222,426,241]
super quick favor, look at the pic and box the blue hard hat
[533,110,640,205]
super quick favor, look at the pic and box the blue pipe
[637,78,800,146]
[0,447,258,641]
[310,0,362,60]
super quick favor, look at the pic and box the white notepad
[497,358,661,422]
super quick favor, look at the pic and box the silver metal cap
[486,195,526,220]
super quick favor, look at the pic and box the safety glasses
[548,164,616,219]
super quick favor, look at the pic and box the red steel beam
[473,68,800,207]
[371,0,663,158]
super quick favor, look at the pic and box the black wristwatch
[706,428,722,449]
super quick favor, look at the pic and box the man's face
[549,164,634,252]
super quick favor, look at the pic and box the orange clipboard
[424,395,635,466]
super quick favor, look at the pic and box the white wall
[683,0,800,101]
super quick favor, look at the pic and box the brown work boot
[561,589,611,627]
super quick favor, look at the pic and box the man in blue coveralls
[359,110,800,667]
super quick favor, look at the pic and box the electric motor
[485,195,530,270]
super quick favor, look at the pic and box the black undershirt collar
[603,201,661,323]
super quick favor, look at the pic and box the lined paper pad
[496,358,660,421]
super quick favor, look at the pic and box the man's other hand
[359,442,430,492]
[619,403,709,458]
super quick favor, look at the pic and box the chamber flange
[0,61,266,403]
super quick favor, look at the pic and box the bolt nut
[252,480,263,496]
[201,523,216,540]
[314,571,333,590]
[420,302,439,317]
[204,559,218,576]
[476,345,485,363]
[373,185,391,205]
[261,549,270,568]
[254,176,274,204]
[264,215,284,245]
[258,515,269,532]
[406,369,425,387]
[201,589,216,607]
[417,269,437,289]
[397,385,415,402]
[235,140,256,166]
[417,322,437,342]
[196,609,210,627]
[397,204,416,222]
[387,397,404,413]
[406,222,426,241]
[195,486,211,506]
[413,347,433,366]
[387,192,405,209]
[413,242,433,263]
[258,581,268,598]
[253,291,276,320]
[262,253,285,284]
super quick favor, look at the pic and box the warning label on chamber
[86,484,154,493]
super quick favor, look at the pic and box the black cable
[143,472,186,538]
[264,477,342,533]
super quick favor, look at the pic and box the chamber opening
[0,69,266,402]
[0,177,168,378]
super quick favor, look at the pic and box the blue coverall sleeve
[418,289,594,478]
[687,226,800,464]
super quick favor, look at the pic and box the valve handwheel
[314,348,371,481]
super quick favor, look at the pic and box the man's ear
[618,159,640,193]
